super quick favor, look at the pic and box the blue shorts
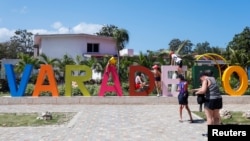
[178,92,188,105]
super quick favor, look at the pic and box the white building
[119,49,134,56]
[33,33,134,81]
[34,33,118,59]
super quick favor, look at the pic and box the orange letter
[222,66,248,96]
[32,65,58,97]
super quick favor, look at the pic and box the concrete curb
[0,95,249,105]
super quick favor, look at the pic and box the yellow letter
[65,65,92,96]
[222,66,248,96]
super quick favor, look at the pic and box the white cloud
[30,29,55,35]
[51,22,63,29]
[51,22,69,33]
[58,27,70,33]
[72,23,103,34]
[0,22,104,42]
[0,28,15,42]
[52,22,103,34]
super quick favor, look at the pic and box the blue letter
[5,64,33,97]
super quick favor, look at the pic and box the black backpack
[197,95,206,104]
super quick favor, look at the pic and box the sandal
[189,120,194,123]
[202,133,208,137]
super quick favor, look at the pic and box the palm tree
[15,53,40,83]
[113,29,129,51]
[39,53,61,80]
[113,28,129,73]
[225,48,250,89]
[15,53,40,73]
[74,55,89,76]
[75,55,84,65]
[228,48,250,69]
[119,56,134,82]
[57,54,76,83]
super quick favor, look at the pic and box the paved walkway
[0,104,249,141]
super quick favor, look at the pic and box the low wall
[0,95,249,105]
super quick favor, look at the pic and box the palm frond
[175,40,188,55]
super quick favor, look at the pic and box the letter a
[98,66,123,96]
[32,65,58,97]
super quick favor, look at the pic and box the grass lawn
[0,112,76,127]
[192,111,250,125]
[0,92,10,97]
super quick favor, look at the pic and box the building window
[87,43,99,53]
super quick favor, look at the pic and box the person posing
[193,70,223,136]
[105,54,118,73]
[177,74,193,123]
[135,72,147,90]
[169,51,183,74]
[152,65,162,96]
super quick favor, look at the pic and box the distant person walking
[177,74,193,123]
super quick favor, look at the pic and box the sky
[0,0,250,54]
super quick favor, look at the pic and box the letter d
[129,65,155,96]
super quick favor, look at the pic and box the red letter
[98,65,123,96]
[129,66,155,96]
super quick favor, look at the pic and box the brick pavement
[0,96,249,141]
[0,104,249,141]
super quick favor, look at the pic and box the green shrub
[58,85,65,96]
[40,91,52,96]
[25,84,34,96]
[85,84,100,96]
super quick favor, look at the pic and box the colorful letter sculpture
[3,62,250,97]
[32,65,59,97]
[65,65,92,96]
[5,64,33,97]
[98,65,123,96]
[222,66,248,96]
[161,65,187,97]
[129,65,155,96]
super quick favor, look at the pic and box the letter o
[222,66,248,96]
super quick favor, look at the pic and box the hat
[152,65,158,69]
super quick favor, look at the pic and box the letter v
[5,64,33,97]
